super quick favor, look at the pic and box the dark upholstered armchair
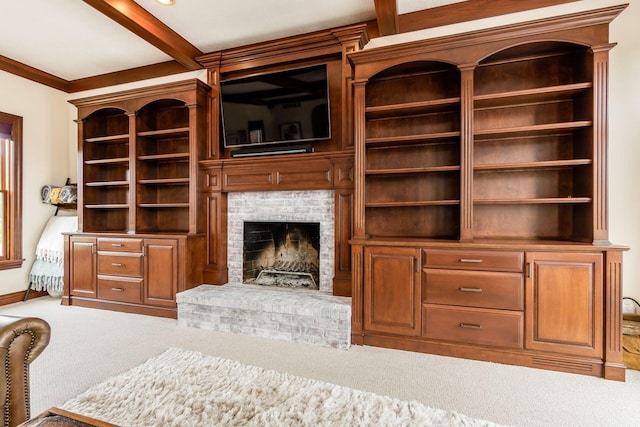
[0,316,50,427]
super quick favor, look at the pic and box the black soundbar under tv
[230,144,314,158]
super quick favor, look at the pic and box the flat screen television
[220,64,331,150]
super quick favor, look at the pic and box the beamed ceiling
[0,0,576,93]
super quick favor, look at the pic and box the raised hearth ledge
[177,284,351,349]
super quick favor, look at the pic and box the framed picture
[225,130,247,146]
[249,129,263,143]
[280,122,302,140]
[248,120,264,143]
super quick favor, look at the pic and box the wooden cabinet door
[364,246,421,336]
[143,239,178,307]
[525,252,603,357]
[69,237,96,297]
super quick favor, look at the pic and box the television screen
[220,64,331,148]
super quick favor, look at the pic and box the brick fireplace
[177,189,351,349]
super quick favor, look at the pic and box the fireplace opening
[243,221,320,289]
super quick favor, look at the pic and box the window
[0,112,22,269]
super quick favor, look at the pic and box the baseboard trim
[362,333,610,379]
[0,290,47,306]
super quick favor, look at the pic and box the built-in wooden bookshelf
[65,80,210,317]
[348,5,628,380]
[363,62,461,239]
[71,80,209,234]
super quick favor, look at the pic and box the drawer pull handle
[459,323,482,330]
[111,243,124,247]
[459,287,483,293]
[111,287,124,292]
[459,258,483,263]
[111,263,124,267]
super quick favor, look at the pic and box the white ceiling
[0,0,465,81]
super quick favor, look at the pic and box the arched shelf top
[80,106,128,123]
[368,60,459,82]
[136,97,188,114]
[477,40,591,66]
[70,79,209,118]
[349,4,626,81]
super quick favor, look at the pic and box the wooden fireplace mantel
[200,151,354,296]
[200,151,354,193]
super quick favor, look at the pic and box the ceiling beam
[374,0,399,36]
[399,0,579,33]
[82,0,203,70]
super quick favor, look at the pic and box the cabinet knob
[111,263,124,267]
[459,258,483,264]
[111,287,124,292]
[111,243,124,247]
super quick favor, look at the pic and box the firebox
[243,221,320,289]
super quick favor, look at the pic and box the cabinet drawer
[97,238,143,253]
[97,253,143,277]
[424,250,523,272]
[422,305,523,349]
[423,269,523,310]
[97,277,143,303]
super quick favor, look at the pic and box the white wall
[0,70,71,294]
[608,1,640,302]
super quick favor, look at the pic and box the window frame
[0,112,23,270]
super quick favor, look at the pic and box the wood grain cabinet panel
[424,250,523,272]
[364,246,421,336]
[276,167,332,188]
[69,237,97,298]
[144,239,178,307]
[423,269,523,310]
[97,238,143,253]
[97,253,143,277]
[223,170,273,190]
[525,252,603,357]
[97,277,143,303]
[422,305,524,349]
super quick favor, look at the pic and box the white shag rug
[62,348,506,427]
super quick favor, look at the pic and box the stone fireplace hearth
[177,190,351,349]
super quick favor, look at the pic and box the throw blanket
[29,216,78,293]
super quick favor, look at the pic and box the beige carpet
[62,347,505,427]
[3,297,640,427]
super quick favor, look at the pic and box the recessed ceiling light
[156,0,175,5]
